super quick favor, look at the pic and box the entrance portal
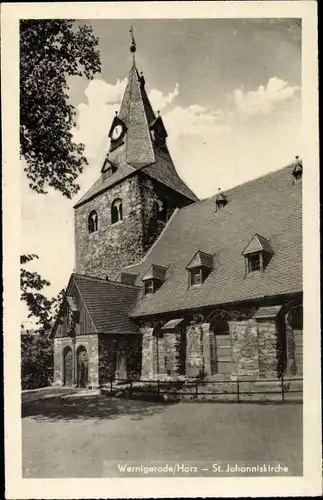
[63,346,73,386]
[77,346,88,388]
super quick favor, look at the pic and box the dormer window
[102,159,117,182]
[144,280,155,296]
[142,265,167,296]
[88,210,98,233]
[186,251,214,287]
[247,252,261,273]
[242,234,273,274]
[190,267,202,286]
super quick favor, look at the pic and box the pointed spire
[129,26,136,62]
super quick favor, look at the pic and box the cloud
[163,104,228,140]
[148,83,179,112]
[72,78,127,163]
[233,77,300,115]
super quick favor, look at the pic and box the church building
[52,36,303,388]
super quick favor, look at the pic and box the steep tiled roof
[118,63,155,167]
[141,146,199,202]
[242,234,273,255]
[122,163,302,318]
[74,63,198,208]
[73,274,140,334]
[74,162,136,208]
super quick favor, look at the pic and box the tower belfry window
[111,199,123,224]
[88,210,98,233]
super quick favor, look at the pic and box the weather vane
[129,26,136,60]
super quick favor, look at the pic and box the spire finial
[129,26,136,61]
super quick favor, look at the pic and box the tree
[21,332,54,390]
[20,20,101,198]
[20,254,66,389]
[21,254,66,332]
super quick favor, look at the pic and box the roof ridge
[175,161,298,214]
[73,273,140,289]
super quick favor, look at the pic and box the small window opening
[190,267,202,286]
[247,252,261,273]
[111,199,123,224]
[88,210,98,233]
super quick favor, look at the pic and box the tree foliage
[21,254,66,389]
[20,20,101,198]
[21,333,54,389]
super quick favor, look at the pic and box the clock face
[112,124,123,141]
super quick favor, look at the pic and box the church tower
[74,29,198,280]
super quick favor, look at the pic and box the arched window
[111,198,123,224]
[88,210,98,233]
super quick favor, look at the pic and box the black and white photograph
[2,1,321,498]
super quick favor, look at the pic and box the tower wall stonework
[75,175,145,280]
[75,173,192,281]
[140,175,193,253]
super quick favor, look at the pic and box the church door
[63,346,73,386]
[116,352,127,380]
[77,346,88,388]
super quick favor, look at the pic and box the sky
[21,18,302,327]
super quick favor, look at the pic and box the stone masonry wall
[186,323,204,377]
[75,173,193,281]
[257,320,279,377]
[156,336,166,374]
[53,334,99,387]
[53,338,64,385]
[88,335,99,387]
[164,333,181,375]
[229,320,259,377]
[140,176,193,253]
[75,176,145,280]
[141,326,155,379]
[285,321,297,375]
[185,322,212,377]
[201,323,212,376]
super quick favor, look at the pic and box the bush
[21,332,53,389]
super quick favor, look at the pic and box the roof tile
[73,274,140,334]
[122,163,302,318]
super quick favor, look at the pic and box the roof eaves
[73,168,137,209]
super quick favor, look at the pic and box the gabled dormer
[101,157,118,181]
[142,264,167,296]
[242,234,273,274]
[186,251,214,287]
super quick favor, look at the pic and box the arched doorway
[63,346,73,386]
[77,346,88,388]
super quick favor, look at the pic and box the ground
[22,391,302,478]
